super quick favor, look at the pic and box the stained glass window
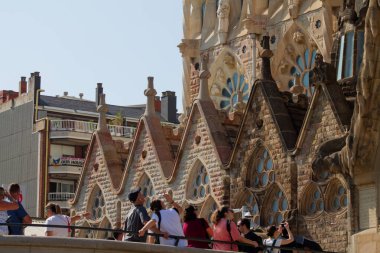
[191,165,210,200]
[91,188,105,220]
[303,186,324,215]
[265,189,288,226]
[289,49,317,96]
[244,192,260,225]
[250,149,274,188]
[140,174,155,209]
[326,181,348,212]
[220,72,249,111]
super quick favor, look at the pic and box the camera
[281,223,285,228]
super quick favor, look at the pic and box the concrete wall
[0,236,222,253]
[0,102,39,215]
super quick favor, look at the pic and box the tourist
[138,193,187,247]
[0,187,19,235]
[237,218,263,253]
[124,187,151,242]
[45,203,89,237]
[211,206,259,251]
[183,205,213,249]
[263,222,294,253]
[7,183,32,235]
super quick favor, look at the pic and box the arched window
[187,162,211,201]
[97,217,112,239]
[288,48,317,95]
[199,196,218,224]
[78,221,94,238]
[139,174,155,209]
[262,186,289,226]
[325,179,348,212]
[220,72,249,111]
[300,183,324,216]
[88,185,106,220]
[248,148,274,189]
[243,192,260,226]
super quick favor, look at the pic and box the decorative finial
[97,93,108,132]
[197,53,212,101]
[144,76,157,117]
[259,35,274,81]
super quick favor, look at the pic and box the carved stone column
[144,77,157,118]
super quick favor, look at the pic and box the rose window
[250,149,274,188]
[191,165,210,200]
[92,189,105,219]
[288,49,317,95]
[266,190,288,226]
[220,72,249,111]
[140,174,155,208]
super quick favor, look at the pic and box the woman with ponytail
[211,206,259,251]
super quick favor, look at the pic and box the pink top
[212,218,241,251]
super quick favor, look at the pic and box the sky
[0,0,184,111]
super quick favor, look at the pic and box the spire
[197,53,211,101]
[259,35,274,81]
[144,76,157,117]
[97,93,108,132]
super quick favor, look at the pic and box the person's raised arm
[163,193,183,214]
[280,222,294,246]
[0,191,19,211]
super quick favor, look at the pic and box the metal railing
[1,223,342,253]
[48,192,75,201]
[50,120,136,138]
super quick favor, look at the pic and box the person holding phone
[263,222,294,253]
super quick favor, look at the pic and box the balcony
[49,120,136,144]
[49,157,84,178]
[48,192,75,201]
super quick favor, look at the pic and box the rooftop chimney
[155,96,161,112]
[79,93,84,99]
[161,91,177,123]
[96,83,103,106]
[19,77,27,95]
[63,91,68,96]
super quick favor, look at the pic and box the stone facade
[71,1,380,252]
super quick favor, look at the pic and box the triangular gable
[167,99,232,182]
[115,115,174,194]
[294,82,352,152]
[70,130,123,205]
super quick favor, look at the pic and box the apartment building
[0,73,177,217]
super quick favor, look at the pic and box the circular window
[301,184,324,216]
[249,149,275,188]
[326,181,348,212]
[263,189,288,226]
[190,165,210,200]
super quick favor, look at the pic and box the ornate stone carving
[217,0,230,44]
[293,31,305,44]
[288,0,301,19]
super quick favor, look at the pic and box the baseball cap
[128,187,141,202]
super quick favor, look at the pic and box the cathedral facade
[71,1,380,252]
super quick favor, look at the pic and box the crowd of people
[1,183,322,252]
[125,187,300,253]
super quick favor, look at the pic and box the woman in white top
[139,193,187,247]
[0,187,19,235]
[263,222,294,253]
[45,203,89,237]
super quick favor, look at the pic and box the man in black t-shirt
[124,187,151,242]
[237,218,263,253]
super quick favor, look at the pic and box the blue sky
[0,1,183,111]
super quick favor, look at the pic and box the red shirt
[213,219,241,251]
[183,218,210,249]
